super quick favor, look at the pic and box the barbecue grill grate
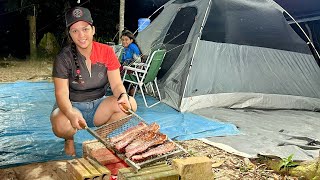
[94,115,188,172]
[95,115,135,138]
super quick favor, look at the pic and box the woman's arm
[53,77,86,129]
[54,78,72,114]
[108,69,131,110]
[108,68,127,98]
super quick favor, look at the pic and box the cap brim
[67,20,93,28]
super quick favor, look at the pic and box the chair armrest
[132,62,147,67]
[123,66,147,73]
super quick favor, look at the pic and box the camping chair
[122,49,166,108]
[114,45,124,62]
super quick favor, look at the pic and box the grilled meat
[114,122,159,151]
[131,142,176,161]
[125,123,160,152]
[125,133,167,158]
[110,122,147,143]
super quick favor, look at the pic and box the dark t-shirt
[52,41,120,102]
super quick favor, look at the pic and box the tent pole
[181,0,213,108]
[284,11,320,61]
[267,0,320,61]
[133,0,174,35]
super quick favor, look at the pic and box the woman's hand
[67,109,87,130]
[117,93,132,113]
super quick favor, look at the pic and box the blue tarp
[0,81,239,168]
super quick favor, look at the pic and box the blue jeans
[52,96,106,127]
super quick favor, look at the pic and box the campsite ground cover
[0,60,299,179]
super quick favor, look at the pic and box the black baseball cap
[65,7,93,28]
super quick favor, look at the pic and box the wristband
[117,92,129,101]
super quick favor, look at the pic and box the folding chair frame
[122,49,166,108]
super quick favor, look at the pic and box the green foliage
[188,150,196,156]
[96,36,113,44]
[4,0,39,16]
[3,0,120,59]
[279,154,299,171]
[38,32,60,58]
[96,36,117,47]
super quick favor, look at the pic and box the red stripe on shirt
[90,41,120,71]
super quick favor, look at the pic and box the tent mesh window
[173,0,196,4]
[290,21,320,66]
[201,0,311,54]
[158,7,197,79]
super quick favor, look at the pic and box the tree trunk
[119,0,125,44]
[28,15,37,60]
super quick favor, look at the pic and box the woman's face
[121,35,133,48]
[69,21,95,50]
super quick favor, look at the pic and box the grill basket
[94,115,188,172]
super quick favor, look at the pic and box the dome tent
[136,0,320,112]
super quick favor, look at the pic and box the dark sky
[1,0,320,59]
[0,0,169,58]
[125,0,169,32]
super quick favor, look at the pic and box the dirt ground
[0,60,53,83]
[0,60,299,179]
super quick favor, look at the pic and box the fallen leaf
[212,160,225,168]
